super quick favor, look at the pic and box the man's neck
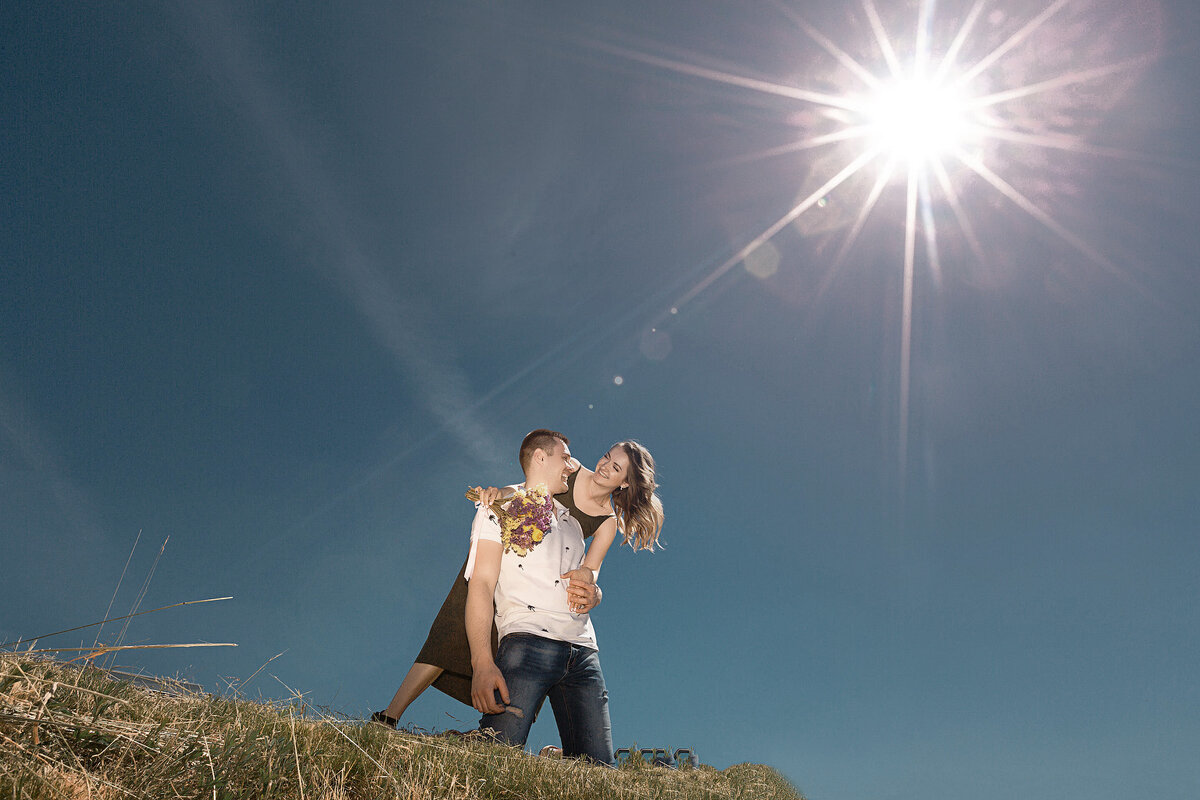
[521,470,552,491]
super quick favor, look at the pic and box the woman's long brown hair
[609,440,664,551]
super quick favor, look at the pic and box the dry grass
[1,654,802,800]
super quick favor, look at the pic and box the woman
[371,439,663,729]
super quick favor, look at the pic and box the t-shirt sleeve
[472,503,502,544]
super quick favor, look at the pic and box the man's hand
[562,567,601,613]
[471,661,509,715]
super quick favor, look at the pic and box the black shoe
[370,711,398,729]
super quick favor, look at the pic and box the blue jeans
[480,633,614,765]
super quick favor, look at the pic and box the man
[465,429,614,765]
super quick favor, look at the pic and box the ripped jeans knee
[478,633,610,764]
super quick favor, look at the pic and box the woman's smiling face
[593,446,631,491]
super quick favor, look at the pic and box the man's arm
[466,539,507,714]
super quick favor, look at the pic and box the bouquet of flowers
[465,484,554,556]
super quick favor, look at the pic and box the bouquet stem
[464,488,514,524]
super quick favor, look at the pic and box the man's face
[544,439,573,494]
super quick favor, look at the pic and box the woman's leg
[383,662,443,721]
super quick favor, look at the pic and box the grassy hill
[1,654,803,799]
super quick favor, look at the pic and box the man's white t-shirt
[469,492,597,650]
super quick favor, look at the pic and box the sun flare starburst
[597,0,1160,481]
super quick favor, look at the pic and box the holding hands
[562,567,601,613]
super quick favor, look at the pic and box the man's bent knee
[480,704,532,746]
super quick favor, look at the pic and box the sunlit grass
[1,654,802,799]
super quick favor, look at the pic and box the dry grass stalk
[0,597,233,651]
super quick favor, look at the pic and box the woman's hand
[471,486,503,507]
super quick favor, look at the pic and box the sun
[858,72,974,168]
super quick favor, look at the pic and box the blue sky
[3,2,1199,798]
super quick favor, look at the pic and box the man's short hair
[519,429,569,471]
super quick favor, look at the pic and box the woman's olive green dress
[414,471,613,706]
